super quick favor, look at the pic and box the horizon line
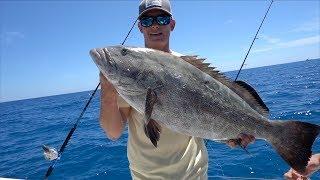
[1,57,319,103]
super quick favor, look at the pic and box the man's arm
[100,73,130,140]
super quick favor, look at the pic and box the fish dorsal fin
[180,55,269,117]
[234,80,269,117]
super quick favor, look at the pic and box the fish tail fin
[267,120,320,174]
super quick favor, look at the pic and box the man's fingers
[226,133,255,149]
[99,73,118,95]
[284,170,293,179]
[100,73,111,86]
[100,72,107,81]
[238,133,255,147]
[284,168,309,180]
[226,139,237,148]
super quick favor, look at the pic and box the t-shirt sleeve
[117,95,130,108]
[170,50,184,57]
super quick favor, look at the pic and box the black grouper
[90,45,319,174]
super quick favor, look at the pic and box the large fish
[90,45,319,174]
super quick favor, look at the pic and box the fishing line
[204,0,274,166]
[43,17,138,179]
[206,141,225,176]
[122,18,139,46]
[234,0,274,81]
[205,0,274,147]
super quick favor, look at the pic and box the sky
[0,0,319,102]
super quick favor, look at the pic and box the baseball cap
[139,0,172,19]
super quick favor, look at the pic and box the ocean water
[1,59,319,179]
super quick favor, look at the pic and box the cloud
[251,47,274,53]
[0,31,25,45]
[259,34,280,44]
[252,17,320,54]
[278,35,320,48]
[291,18,320,33]
[252,35,320,54]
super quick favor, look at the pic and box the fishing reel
[42,145,59,161]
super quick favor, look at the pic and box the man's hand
[99,72,129,140]
[284,154,320,180]
[226,133,255,148]
[100,72,117,94]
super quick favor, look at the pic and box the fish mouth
[90,48,118,72]
[90,48,101,60]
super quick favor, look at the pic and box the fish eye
[121,48,128,56]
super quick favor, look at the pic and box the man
[99,0,319,179]
[100,1,209,178]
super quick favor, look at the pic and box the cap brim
[138,7,172,19]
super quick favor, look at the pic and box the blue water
[1,59,320,179]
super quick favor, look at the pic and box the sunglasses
[140,15,171,27]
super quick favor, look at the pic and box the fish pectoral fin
[143,87,161,147]
[144,119,162,147]
[144,87,157,120]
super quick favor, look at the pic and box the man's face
[138,9,175,50]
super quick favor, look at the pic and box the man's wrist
[101,92,117,103]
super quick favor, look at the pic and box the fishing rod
[43,17,138,179]
[234,0,274,81]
